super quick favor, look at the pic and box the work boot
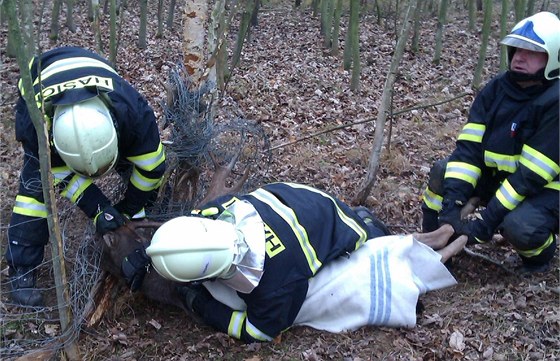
[353,206,391,237]
[8,266,44,307]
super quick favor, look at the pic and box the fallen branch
[463,247,517,275]
[270,92,470,151]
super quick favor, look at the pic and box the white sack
[204,235,457,333]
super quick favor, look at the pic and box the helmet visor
[500,36,546,53]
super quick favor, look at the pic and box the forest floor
[1,0,559,360]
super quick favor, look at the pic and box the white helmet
[53,96,118,178]
[146,216,237,283]
[500,11,560,79]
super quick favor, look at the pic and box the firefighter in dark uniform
[421,12,559,272]
[6,47,166,306]
[121,182,390,343]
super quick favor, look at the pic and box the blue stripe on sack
[368,247,392,325]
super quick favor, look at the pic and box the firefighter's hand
[177,284,212,314]
[94,206,128,235]
[462,218,494,245]
[121,247,150,292]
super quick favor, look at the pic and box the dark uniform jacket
[193,182,386,343]
[438,72,559,237]
[8,47,165,264]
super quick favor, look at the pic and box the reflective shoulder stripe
[457,123,485,143]
[127,143,166,172]
[422,187,443,212]
[130,167,163,191]
[37,57,118,84]
[444,161,481,187]
[495,179,525,211]
[13,195,48,218]
[228,311,246,340]
[283,182,369,249]
[60,175,94,203]
[517,234,555,258]
[519,145,560,182]
[245,318,273,342]
[250,188,322,274]
[484,151,519,173]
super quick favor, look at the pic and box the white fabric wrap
[203,234,457,332]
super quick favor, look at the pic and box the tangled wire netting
[0,65,271,359]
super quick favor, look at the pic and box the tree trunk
[109,0,117,64]
[92,0,103,53]
[50,0,62,41]
[330,0,342,55]
[5,0,80,358]
[349,0,360,91]
[65,0,76,32]
[472,0,492,89]
[432,0,447,65]
[499,0,508,71]
[138,0,148,48]
[183,0,208,86]
[166,0,176,29]
[20,0,35,57]
[353,0,418,205]
[410,0,424,53]
[156,0,164,38]
[467,0,476,31]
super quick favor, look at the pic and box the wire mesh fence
[1,66,271,359]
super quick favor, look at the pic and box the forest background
[0,0,559,359]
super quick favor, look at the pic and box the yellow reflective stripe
[127,143,166,172]
[422,187,443,211]
[35,57,118,85]
[517,234,555,257]
[484,150,519,173]
[285,183,368,249]
[444,161,481,187]
[13,195,48,218]
[457,123,485,143]
[52,166,73,186]
[245,318,273,341]
[495,180,525,210]
[130,167,163,191]
[228,311,246,339]
[61,175,93,203]
[519,145,560,182]
[544,181,560,190]
[251,188,322,274]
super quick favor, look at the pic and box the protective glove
[438,199,466,234]
[462,218,494,245]
[176,284,212,314]
[94,205,128,235]
[121,247,151,292]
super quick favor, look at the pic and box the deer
[85,149,250,326]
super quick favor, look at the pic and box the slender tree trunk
[166,0,176,29]
[499,0,508,71]
[109,0,117,64]
[432,0,447,65]
[138,0,148,48]
[20,0,35,57]
[410,0,423,53]
[330,0,342,55]
[514,0,525,21]
[353,0,418,204]
[472,0,492,89]
[92,0,103,53]
[65,0,76,32]
[467,0,475,31]
[5,0,80,358]
[156,0,164,37]
[349,0,360,91]
[183,0,208,87]
[50,0,62,41]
